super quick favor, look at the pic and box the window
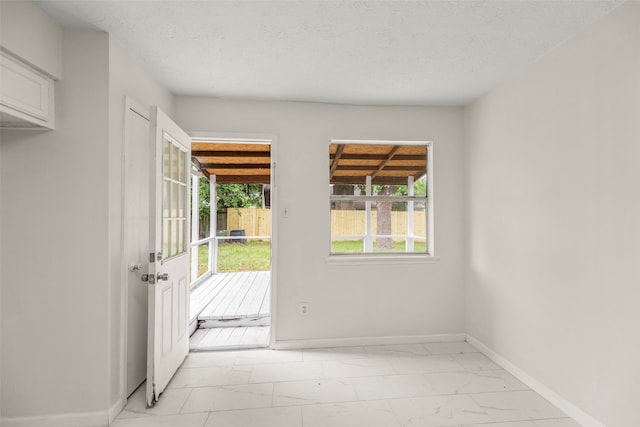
[162,135,189,260]
[329,140,433,256]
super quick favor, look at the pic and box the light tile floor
[114,342,579,427]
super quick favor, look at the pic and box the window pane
[411,201,427,242]
[163,180,169,218]
[163,219,170,258]
[178,150,186,184]
[178,184,185,218]
[177,219,185,254]
[329,200,427,254]
[171,182,178,218]
[331,238,365,254]
[374,184,403,196]
[163,138,171,179]
[413,176,427,197]
[171,144,179,181]
[170,220,178,257]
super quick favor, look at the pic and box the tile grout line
[202,411,212,427]
[177,387,195,415]
[270,382,276,408]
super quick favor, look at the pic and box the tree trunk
[375,186,397,249]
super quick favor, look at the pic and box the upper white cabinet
[1,51,55,130]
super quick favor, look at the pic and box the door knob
[157,273,169,281]
[129,263,143,272]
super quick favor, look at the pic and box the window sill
[325,254,440,266]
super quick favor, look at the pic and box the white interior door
[146,107,191,407]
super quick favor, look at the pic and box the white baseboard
[466,335,606,427]
[272,333,467,350]
[0,411,108,427]
[108,397,126,424]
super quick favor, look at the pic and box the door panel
[146,107,191,407]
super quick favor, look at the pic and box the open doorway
[187,138,273,351]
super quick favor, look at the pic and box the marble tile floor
[113,342,579,427]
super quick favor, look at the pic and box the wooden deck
[189,271,270,350]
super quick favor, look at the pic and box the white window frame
[327,139,436,265]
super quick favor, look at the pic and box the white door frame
[118,96,151,407]
[189,131,279,348]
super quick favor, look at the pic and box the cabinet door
[1,52,54,129]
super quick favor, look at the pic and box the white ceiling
[36,0,622,106]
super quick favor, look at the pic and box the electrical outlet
[300,302,310,316]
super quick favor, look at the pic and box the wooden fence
[227,208,271,237]
[226,208,426,240]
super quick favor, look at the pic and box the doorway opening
[187,138,273,351]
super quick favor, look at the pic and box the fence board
[226,208,425,241]
[331,210,426,240]
[227,208,271,237]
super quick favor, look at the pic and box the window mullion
[364,175,372,252]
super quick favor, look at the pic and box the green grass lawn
[331,239,427,253]
[194,240,271,275]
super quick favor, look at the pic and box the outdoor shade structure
[191,140,427,185]
[191,141,271,184]
[329,142,427,185]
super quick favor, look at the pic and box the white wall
[0,0,62,79]
[107,38,174,412]
[0,27,175,424]
[1,31,110,420]
[175,99,466,343]
[464,3,640,427]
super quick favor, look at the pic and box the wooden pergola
[191,140,427,185]
[191,141,271,184]
[329,142,427,185]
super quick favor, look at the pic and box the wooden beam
[330,176,414,185]
[213,175,271,184]
[200,163,270,169]
[329,144,345,180]
[371,146,401,180]
[193,150,270,158]
[335,165,425,172]
[191,156,210,179]
[329,154,424,161]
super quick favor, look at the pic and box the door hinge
[149,252,155,263]
[141,274,156,284]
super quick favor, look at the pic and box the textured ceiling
[36,0,622,106]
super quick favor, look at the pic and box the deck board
[242,274,270,318]
[197,271,271,321]
[189,273,235,324]
[259,285,271,318]
[220,271,257,318]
